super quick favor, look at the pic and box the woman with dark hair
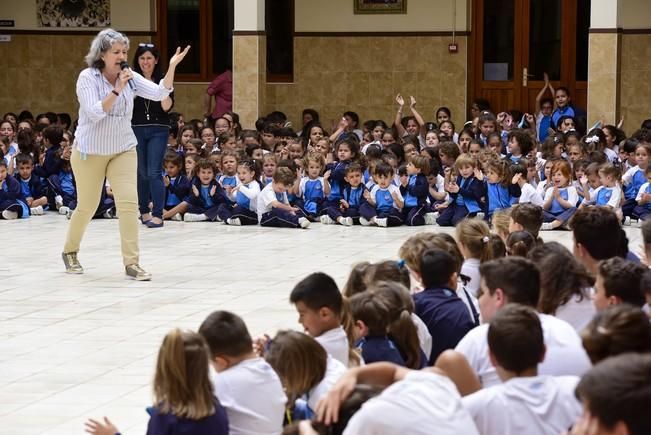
[131,42,175,228]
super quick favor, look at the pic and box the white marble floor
[0,215,643,434]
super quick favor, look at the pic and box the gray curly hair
[84,28,130,69]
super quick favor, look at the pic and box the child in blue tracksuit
[218,159,261,226]
[14,154,48,215]
[483,158,521,221]
[322,163,366,226]
[437,153,486,227]
[37,125,65,178]
[359,162,404,227]
[184,159,231,222]
[297,153,330,220]
[622,143,650,217]
[162,153,191,220]
[322,139,360,212]
[0,160,29,219]
[257,166,310,229]
[634,166,651,220]
[46,150,77,215]
[400,155,430,226]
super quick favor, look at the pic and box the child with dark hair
[462,304,582,435]
[506,129,534,164]
[40,125,65,177]
[161,152,190,221]
[594,257,647,310]
[321,163,366,226]
[14,153,47,215]
[400,155,430,226]
[633,166,651,220]
[0,160,29,219]
[437,154,485,226]
[570,207,622,275]
[217,159,261,226]
[413,249,477,364]
[289,272,349,367]
[455,257,590,387]
[359,162,404,227]
[184,159,231,222]
[574,353,651,435]
[198,311,286,435]
[257,166,310,228]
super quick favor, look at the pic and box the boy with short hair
[359,162,404,227]
[593,257,647,310]
[0,160,29,220]
[322,163,366,226]
[199,310,287,435]
[574,353,651,435]
[258,166,310,228]
[413,248,477,364]
[570,207,622,275]
[455,257,590,387]
[14,153,48,215]
[509,203,543,241]
[289,272,349,367]
[39,125,64,177]
[462,304,582,435]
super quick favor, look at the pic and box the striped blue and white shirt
[74,68,173,155]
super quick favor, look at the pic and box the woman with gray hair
[61,28,189,280]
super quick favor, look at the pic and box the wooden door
[471,0,589,117]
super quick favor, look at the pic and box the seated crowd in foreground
[81,204,651,435]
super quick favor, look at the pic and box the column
[233,0,266,128]
[587,0,621,125]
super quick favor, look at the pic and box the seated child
[0,160,29,219]
[14,154,48,215]
[621,142,651,217]
[297,153,330,220]
[46,144,78,217]
[198,311,287,435]
[412,248,477,364]
[350,291,406,366]
[455,257,591,387]
[217,159,261,226]
[633,166,651,220]
[593,257,647,311]
[541,160,578,230]
[257,166,310,228]
[506,129,534,164]
[511,162,542,206]
[582,163,623,220]
[289,272,350,367]
[436,153,485,227]
[462,305,582,435]
[359,162,404,227]
[321,163,365,226]
[508,203,544,243]
[38,125,64,178]
[400,155,430,226]
[161,152,190,221]
[483,158,521,221]
[184,158,231,222]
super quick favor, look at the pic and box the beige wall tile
[620,34,651,130]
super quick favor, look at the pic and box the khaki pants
[64,149,139,266]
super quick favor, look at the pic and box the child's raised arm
[409,96,426,137]
[394,94,407,137]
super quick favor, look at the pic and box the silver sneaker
[125,264,152,281]
[62,252,84,274]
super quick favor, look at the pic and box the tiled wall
[587,33,620,128]
[232,35,266,129]
[265,36,468,132]
[620,34,651,132]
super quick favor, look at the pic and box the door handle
[523,67,535,86]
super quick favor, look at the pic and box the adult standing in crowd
[131,43,174,228]
[61,28,189,280]
[204,67,232,122]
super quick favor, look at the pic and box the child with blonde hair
[456,218,495,297]
[85,329,228,435]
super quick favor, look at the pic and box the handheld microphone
[119,61,136,91]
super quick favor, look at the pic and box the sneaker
[540,222,555,231]
[55,195,63,209]
[359,217,371,226]
[376,217,388,227]
[102,207,115,219]
[171,213,183,221]
[341,217,354,226]
[320,215,335,225]
[2,210,18,220]
[58,206,70,216]
[298,217,311,228]
[424,212,438,225]
[624,216,631,226]
[61,252,83,274]
[227,217,241,226]
[125,264,152,281]
[66,209,73,220]
[30,205,44,216]
[184,213,207,222]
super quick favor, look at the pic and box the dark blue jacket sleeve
[43,147,63,177]
[508,183,522,198]
[456,176,485,202]
[408,174,429,199]
[0,176,23,201]
[186,178,204,206]
[170,175,191,200]
[329,161,348,184]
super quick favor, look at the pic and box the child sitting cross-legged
[0,160,29,220]
[199,311,287,435]
[289,272,351,367]
[161,152,190,221]
[14,153,48,215]
[257,166,310,228]
[321,163,366,226]
[359,162,404,227]
[461,304,582,435]
[184,158,231,222]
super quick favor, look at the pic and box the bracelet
[112,90,119,96]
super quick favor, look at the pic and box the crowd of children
[82,205,651,434]
[4,94,651,231]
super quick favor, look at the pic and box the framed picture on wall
[37,0,111,27]
[354,0,407,14]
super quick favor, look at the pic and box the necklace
[144,99,151,121]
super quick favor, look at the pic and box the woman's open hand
[169,46,191,68]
